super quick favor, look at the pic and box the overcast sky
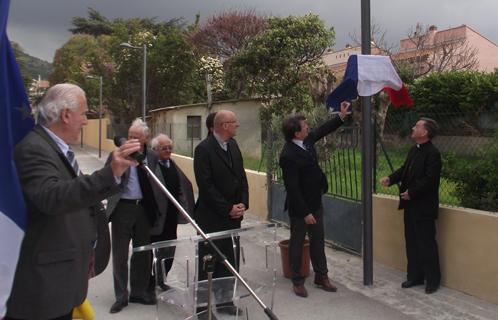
[7,0,498,62]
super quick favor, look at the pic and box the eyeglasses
[223,120,238,125]
[156,146,173,151]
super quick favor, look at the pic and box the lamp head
[119,42,139,49]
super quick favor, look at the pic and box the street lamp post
[86,75,103,158]
[120,42,147,121]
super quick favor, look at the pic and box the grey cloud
[7,0,498,62]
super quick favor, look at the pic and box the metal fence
[377,107,498,210]
[268,106,498,211]
[150,104,497,212]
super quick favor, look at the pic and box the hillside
[21,51,53,79]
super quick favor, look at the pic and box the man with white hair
[6,83,140,320]
[105,118,162,313]
[149,134,194,291]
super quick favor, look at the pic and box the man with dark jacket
[380,118,442,294]
[193,110,249,318]
[6,84,140,320]
[149,133,194,291]
[105,119,161,313]
[279,101,349,298]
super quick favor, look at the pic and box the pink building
[324,25,498,76]
[395,25,498,73]
[322,43,384,77]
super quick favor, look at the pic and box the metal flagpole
[361,0,374,286]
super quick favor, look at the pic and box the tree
[225,14,335,183]
[304,61,336,107]
[49,34,114,116]
[107,18,204,124]
[70,7,113,36]
[409,70,498,134]
[226,13,335,116]
[348,20,397,56]
[188,9,267,61]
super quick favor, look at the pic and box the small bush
[445,134,498,211]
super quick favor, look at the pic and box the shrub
[445,133,498,211]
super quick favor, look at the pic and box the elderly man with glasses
[193,110,249,319]
[149,134,194,291]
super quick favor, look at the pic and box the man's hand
[110,139,141,177]
[380,176,390,187]
[229,203,245,219]
[304,214,316,225]
[339,101,351,120]
[400,190,411,200]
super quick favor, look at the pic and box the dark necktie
[66,148,80,175]
[160,159,170,168]
[304,143,316,161]
[225,144,233,167]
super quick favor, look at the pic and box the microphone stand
[139,161,278,320]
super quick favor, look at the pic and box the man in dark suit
[279,101,349,298]
[380,118,442,294]
[205,111,216,136]
[106,119,161,313]
[194,110,249,318]
[6,84,140,320]
[149,133,194,291]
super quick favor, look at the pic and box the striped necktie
[66,148,80,175]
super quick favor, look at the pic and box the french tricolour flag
[0,0,34,316]
[326,54,413,110]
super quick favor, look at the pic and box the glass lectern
[134,222,278,320]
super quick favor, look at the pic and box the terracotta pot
[278,238,310,279]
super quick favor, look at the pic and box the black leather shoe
[109,301,128,313]
[401,280,424,288]
[425,284,439,294]
[218,305,244,316]
[129,294,157,305]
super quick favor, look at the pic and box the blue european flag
[0,0,35,316]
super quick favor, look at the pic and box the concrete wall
[373,195,498,304]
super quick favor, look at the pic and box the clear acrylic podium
[134,222,278,319]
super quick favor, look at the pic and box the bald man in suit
[193,110,248,318]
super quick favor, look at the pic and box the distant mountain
[19,51,53,80]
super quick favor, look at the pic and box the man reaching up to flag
[4,84,141,320]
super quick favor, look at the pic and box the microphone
[113,136,146,163]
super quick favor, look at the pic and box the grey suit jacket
[7,125,120,319]
[150,159,195,235]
